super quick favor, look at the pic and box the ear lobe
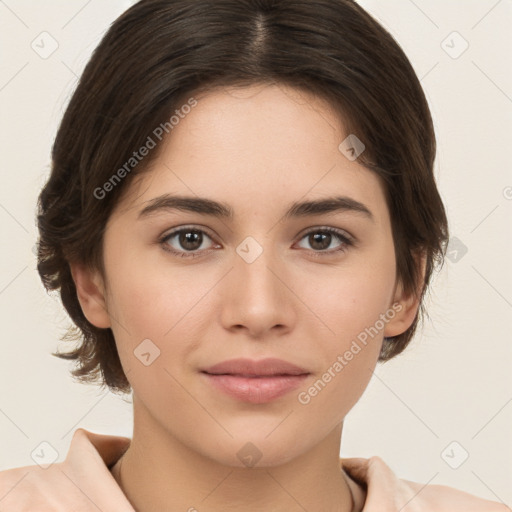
[69,262,111,329]
[383,251,426,338]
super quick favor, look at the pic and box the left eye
[296,227,353,254]
[159,226,353,258]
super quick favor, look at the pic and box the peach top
[0,428,507,511]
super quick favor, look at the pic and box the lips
[201,357,309,377]
[201,358,310,404]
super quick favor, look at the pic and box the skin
[71,83,424,512]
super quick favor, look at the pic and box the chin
[198,431,311,469]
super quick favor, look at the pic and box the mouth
[200,358,310,404]
[201,357,309,376]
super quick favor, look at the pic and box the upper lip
[201,358,310,377]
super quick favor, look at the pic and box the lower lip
[202,373,309,404]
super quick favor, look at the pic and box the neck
[111,395,358,512]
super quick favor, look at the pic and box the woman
[0,0,507,510]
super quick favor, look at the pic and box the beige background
[0,0,511,505]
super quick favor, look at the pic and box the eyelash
[158,226,354,259]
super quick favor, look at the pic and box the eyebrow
[137,194,374,222]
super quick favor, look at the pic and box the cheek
[292,249,396,406]
[293,280,392,434]
[104,264,205,418]
[294,345,379,447]
[103,251,216,383]
[104,244,202,338]
[298,250,396,343]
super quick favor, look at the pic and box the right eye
[159,226,219,258]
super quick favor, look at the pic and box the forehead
[179,83,344,157]
[112,83,389,226]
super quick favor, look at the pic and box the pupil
[181,231,201,250]
[311,232,330,250]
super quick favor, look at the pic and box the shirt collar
[68,428,396,511]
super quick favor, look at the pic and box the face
[73,83,420,467]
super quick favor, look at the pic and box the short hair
[36,0,449,394]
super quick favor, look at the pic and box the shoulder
[342,455,509,512]
[401,475,509,512]
[0,428,133,511]
[0,461,97,511]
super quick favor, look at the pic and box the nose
[219,239,296,339]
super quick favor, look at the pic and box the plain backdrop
[0,0,511,506]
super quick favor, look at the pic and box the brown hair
[36,0,449,394]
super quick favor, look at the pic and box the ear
[384,251,426,338]
[69,262,111,329]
